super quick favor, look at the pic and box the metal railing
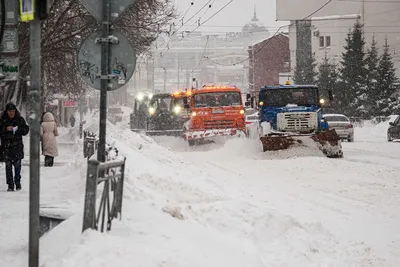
[83,130,99,159]
[82,157,126,233]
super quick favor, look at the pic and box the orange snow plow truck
[182,85,246,146]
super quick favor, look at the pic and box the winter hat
[5,102,16,111]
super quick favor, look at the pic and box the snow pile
[38,121,397,266]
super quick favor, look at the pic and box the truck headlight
[173,106,181,114]
[137,93,144,101]
[149,107,155,115]
[239,109,244,114]
[319,98,325,104]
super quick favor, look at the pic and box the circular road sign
[78,30,136,91]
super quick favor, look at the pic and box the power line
[160,0,214,54]
[195,35,210,70]
[161,0,234,55]
[206,0,333,67]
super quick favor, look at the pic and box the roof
[192,85,242,94]
[261,84,318,90]
[311,14,360,21]
[249,32,288,47]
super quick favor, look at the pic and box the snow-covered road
[148,123,400,266]
[3,112,397,266]
[36,119,400,267]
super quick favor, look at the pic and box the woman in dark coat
[0,103,30,191]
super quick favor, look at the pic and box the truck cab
[183,85,246,144]
[257,83,329,135]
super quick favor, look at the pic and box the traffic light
[19,0,34,22]
[19,0,52,22]
[37,0,51,20]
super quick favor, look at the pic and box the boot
[16,183,21,191]
[7,185,14,191]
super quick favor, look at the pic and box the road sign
[0,58,19,81]
[79,0,136,23]
[1,28,18,53]
[78,30,136,91]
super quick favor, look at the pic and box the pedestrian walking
[40,112,59,167]
[69,114,76,127]
[0,103,30,191]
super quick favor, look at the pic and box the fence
[82,157,126,233]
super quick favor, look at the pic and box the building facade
[126,10,270,95]
[276,0,400,77]
[248,33,290,98]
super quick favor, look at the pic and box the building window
[319,36,324,47]
[326,36,331,47]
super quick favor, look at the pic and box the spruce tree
[376,38,398,116]
[339,19,367,116]
[364,36,380,117]
[294,53,318,85]
[317,53,339,112]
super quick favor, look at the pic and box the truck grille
[204,120,235,129]
[277,112,318,132]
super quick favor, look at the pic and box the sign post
[18,1,51,266]
[78,0,136,162]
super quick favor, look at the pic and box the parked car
[322,114,354,142]
[387,115,400,142]
[245,111,259,138]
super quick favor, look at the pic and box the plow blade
[260,129,343,158]
[130,128,183,136]
[145,129,183,137]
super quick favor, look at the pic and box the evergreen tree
[364,36,380,117]
[339,19,367,116]
[376,38,398,116]
[317,53,339,112]
[294,53,318,85]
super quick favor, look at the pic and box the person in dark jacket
[0,103,30,191]
[69,114,76,127]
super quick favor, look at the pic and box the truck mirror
[183,97,188,105]
[328,90,333,101]
[246,93,251,101]
[250,96,255,108]
[245,101,250,107]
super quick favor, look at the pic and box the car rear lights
[346,124,353,128]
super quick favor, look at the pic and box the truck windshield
[150,97,172,111]
[193,92,241,108]
[264,88,318,107]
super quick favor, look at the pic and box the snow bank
[39,121,395,266]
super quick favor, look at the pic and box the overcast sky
[174,0,287,33]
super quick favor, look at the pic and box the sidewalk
[0,128,87,267]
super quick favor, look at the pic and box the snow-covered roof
[311,14,360,21]
[250,32,288,47]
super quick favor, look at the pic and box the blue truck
[246,82,343,158]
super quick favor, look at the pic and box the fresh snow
[1,114,400,266]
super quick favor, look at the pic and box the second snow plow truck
[254,82,343,158]
[130,92,189,136]
[183,85,246,146]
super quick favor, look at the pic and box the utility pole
[29,15,41,267]
[97,0,110,162]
